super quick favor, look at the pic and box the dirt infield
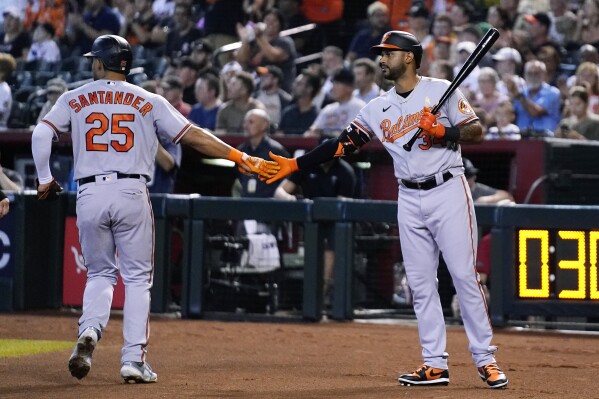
[0,312,597,399]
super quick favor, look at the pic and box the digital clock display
[516,229,599,300]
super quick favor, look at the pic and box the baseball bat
[403,28,500,152]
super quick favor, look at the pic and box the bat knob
[403,143,412,151]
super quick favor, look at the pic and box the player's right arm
[266,121,372,184]
[179,125,280,180]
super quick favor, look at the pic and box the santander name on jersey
[68,90,153,116]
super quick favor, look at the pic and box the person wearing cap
[304,68,366,137]
[346,1,391,63]
[453,41,480,99]
[492,47,526,97]
[27,22,61,63]
[0,6,32,61]
[264,29,509,389]
[36,78,68,124]
[522,12,561,57]
[159,75,192,118]
[235,8,297,93]
[190,39,219,77]
[255,65,292,127]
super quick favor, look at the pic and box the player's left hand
[263,152,298,184]
[36,179,64,201]
[239,152,280,180]
[418,107,445,139]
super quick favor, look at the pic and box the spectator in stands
[454,41,480,100]
[537,44,566,89]
[406,3,433,54]
[219,60,243,102]
[149,132,181,193]
[65,0,121,54]
[578,43,599,64]
[254,65,292,129]
[319,46,346,97]
[26,22,61,64]
[159,75,191,118]
[120,0,164,53]
[556,85,599,140]
[500,0,522,30]
[569,62,599,114]
[548,0,578,48]
[0,53,15,128]
[176,57,201,105]
[424,13,456,65]
[243,0,275,23]
[190,39,219,77]
[162,2,204,61]
[0,154,23,192]
[345,1,390,63]
[575,0,599,49]
[507,60,561,134]
[485,101,521,140]
[431,36,452,64]
[235,8,297,93]
[521,12,559,59]
[188,73,222,131]
[278,0,311,55]
[305,68,366,137]
[24,0,67,38]
[486,5,513,51]
[216,70,265,135]
[352,58,383,104]
[202,0,246,61]
[36,78,68,123]
[473,67,509,126]
[274,140,357,306]
[493,47,525,95]
[305,62,334,111]
[448,1,477,31]
[429,59,454,81]
[0,7,31,61]
[278,69,320,135]
[232,108,289,198]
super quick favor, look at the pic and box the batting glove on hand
[36,179,63,201]
[263,151,298,184]
[418,107,446,139]
[228,148,280,180]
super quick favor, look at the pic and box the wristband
[444,126,460,142]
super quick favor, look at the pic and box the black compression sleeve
[296,138,338,170]
[0,190,6,201]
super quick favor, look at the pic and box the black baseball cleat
[398,364,449,386]
[477,362,508,389]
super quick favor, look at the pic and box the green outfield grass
[0,339,72,358]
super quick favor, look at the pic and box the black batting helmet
[84,35,132,75]
[370,31,423,68]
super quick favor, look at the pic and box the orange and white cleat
[398,364,449,386]
[477,362,508,388]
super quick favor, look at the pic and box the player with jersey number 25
[31,35,278,383]
[265,31,508,389]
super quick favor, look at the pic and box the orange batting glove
[264,151,298,184]
[418,107,446,139]
[227,148,280,180]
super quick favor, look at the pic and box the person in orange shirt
[24,0,67,38]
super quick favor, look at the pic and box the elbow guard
[335,122,372,157]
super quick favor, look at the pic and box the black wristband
[297,138,338,170]
[0,190,6,201]
[444,126,460,142]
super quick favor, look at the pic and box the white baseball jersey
[353,76,478,181]
[40,79,192,181]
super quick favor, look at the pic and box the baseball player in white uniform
[31,35,278,383]
[266,31,508,389]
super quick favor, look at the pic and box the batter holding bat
[266,31,508,388]
[31,35,278,383]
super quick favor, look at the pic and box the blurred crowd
[0,0,599,141]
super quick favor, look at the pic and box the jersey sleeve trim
[41,119,60,140]
[352,120,374,138]
[456,115,479,127]
[172,123,192,144]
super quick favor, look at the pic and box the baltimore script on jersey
[67,88,153,116]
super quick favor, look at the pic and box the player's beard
[383,62,407,81]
